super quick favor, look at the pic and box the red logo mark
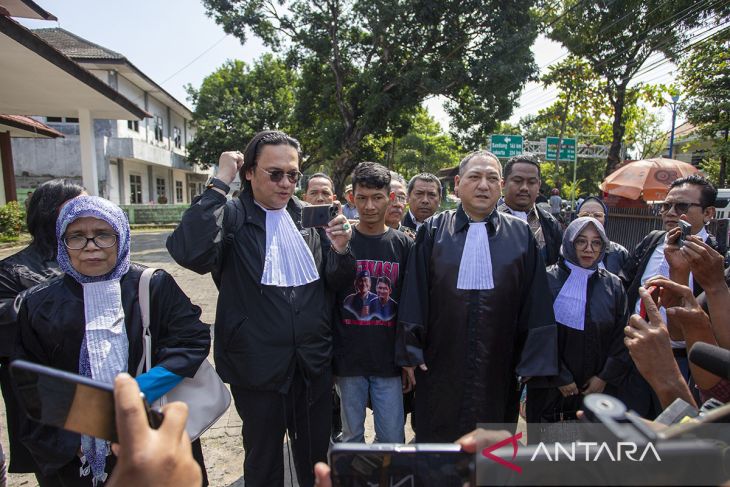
[481,432,523,473]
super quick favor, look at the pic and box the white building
[11,28,210,205]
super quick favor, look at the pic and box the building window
[154,116,164,142]
[130,174,142,204]
[176,181,183,203]
[173,127,182,149]
[46,117,78,123]
[127,120,139,132]
[156,178,167,197]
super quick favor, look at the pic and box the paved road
[0,231,394,487]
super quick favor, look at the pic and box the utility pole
[668,94,680,159]
[555,86,573,188]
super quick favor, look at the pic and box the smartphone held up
[9,359,162,443]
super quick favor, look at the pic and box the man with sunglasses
[619,174,719,419]
[167,130,355,487]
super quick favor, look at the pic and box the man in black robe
[396,150,558,442]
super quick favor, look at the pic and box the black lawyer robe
[396,205,558,442]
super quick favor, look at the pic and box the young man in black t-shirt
[334,162,413,443]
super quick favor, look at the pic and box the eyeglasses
[659,201,703,214]
[63,233,118,250]
[393,195,407,204]
[256,166,302,184]
[574,237,604,252]
[578,211,605,219]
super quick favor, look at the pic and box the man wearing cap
[397,150,557,442]
[342,184,359,219]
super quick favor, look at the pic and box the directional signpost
[546,137,576,162]
[490,134,524,159]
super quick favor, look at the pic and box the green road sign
[546,137,576,162]
[490,134,524,159]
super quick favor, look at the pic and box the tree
[542,0,729,177]
[679,29,730,187]
[521,57,667,195]
[387,108,462,179]
[202,0,540,194]
[185,54,300,167]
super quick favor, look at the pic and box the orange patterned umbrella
[600,158,700,201]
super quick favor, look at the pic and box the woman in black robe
[575,196,629,275]
[526,217,630,439]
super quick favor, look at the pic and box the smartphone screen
[329,443,472,487]
[10,360,161,442]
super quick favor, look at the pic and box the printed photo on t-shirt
[342,260,400,326]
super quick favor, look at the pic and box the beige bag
[136,268,230,440]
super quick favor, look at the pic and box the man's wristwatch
[206,177,230,194]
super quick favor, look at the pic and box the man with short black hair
[397,150,557,442]
[403,173,441,231]
[498,154,562,266]
[619,174,720,419]
[335,162,413,444]
[303,173,335,205]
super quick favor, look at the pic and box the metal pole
[668,94,680,159]
[570,136,577,217]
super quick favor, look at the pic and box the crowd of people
[0,129,728,487]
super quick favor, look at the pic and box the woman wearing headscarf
[575,196,630,275]
[14,196,210,487]
[526,217,630,438]
[0,179,84,478]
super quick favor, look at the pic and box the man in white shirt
[619,174,719,419]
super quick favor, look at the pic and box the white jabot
[457,222,495,290]
[258,203,320,287]
[83,280,129,384]
[553,261,595,331]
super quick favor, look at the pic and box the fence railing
[603,207,662,250]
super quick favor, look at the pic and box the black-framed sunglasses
[256,166,302,184]
[658,201,703,214]
[63,233,118,250]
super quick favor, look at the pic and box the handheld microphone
[689,342,730,380]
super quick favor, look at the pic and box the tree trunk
[605,83,628,178]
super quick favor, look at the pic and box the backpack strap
[136,267,159,376]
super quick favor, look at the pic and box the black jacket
[0,245,62,358]
[166,189,356,391]
[14,264,210,475]
[402,211,418,231]
[536,205,563,266]
[533,260,631,389]
[603,241,630,276]
[620,230,720,307]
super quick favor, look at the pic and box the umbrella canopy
[600,158,700,201]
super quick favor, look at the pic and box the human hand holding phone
[107,373,202,487]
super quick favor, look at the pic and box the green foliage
[521,57,668,194]
[202,0,540,194]
[541,0,729,175]
[185,55,301,168]
[387,109,462,179]
[0,201,25,239]
[561,178,584,201]
[679,29,730,187]
[699,157,721,188]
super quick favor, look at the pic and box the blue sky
[17,0,678,131]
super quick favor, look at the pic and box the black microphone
[689,342,730,380]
